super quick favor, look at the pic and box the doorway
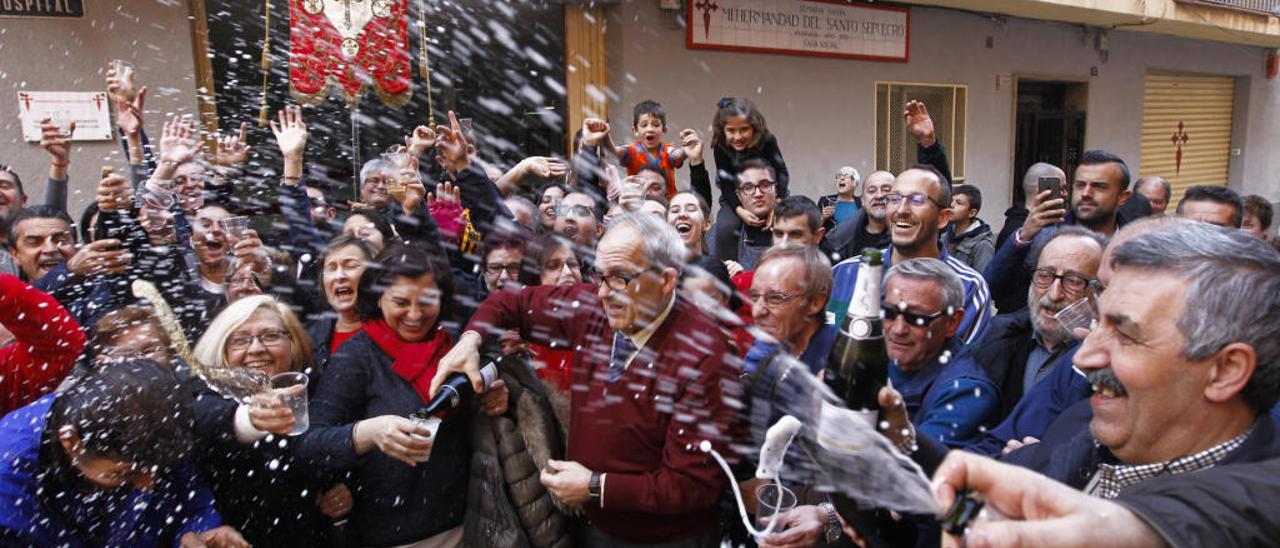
[1013,79,1088,204]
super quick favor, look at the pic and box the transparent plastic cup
[270,372,309,436]
[219,216,250,243]
[1053,297,1096,341]
[409,416,442,462]
[112,59,134,81]
[754,483,797,540]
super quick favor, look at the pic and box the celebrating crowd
[0,59,1277,548]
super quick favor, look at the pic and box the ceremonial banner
[687,0,909,63]
[289,0,413,106]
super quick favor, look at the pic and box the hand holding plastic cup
[1053,297,1097,341]
[219,216,250,243]
[754,483,797,541]
[408,415,441,462]
[270,372,309,436]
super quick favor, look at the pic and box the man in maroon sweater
[435,212,738,546]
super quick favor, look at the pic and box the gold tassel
[258,0,272,127]
[417,0,433,124]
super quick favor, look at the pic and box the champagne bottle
[824,249,888,424]
[413,361,498,418]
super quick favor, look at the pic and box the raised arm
[37,118,72,212]
[0,274,87,412]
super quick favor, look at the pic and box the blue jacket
[1003,401,1280,491]
[966,346,1089,457]
[828,245,993,347]
[890,343,1000,449]
[743,317,838,376]
[0,395,221,547]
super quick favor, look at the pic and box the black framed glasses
[747,290,802,308]
[737,180,777,196]
[1031,268,1096,295]
[884,192,948,209]
[484,262,522,278]
[881,305,946,327]
[592,267,656,291]
[543,258,580,272]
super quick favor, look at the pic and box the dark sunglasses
[881,305,946,327]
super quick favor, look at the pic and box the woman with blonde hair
[189,294,351,547]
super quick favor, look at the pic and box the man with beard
[969,227,1105,421]
[985,149,1131,314]
[820,170,893,262]
[828,166,993,346]
[996,222,1280,498]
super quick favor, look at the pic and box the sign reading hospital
[687,0,909,63]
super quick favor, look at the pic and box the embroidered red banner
[289,0,413,106]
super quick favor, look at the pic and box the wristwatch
[588,472,602,506]
[819,502,841,543]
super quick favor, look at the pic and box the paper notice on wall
[17,91,113,142]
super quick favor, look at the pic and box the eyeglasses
[484,262,522,278]
[226,330,291,350]
[174,174,212,186]
[737,181,777,196]
[881,305,946,327]
[543,258,580,272]
[884,192,948,209]
[1031,268,1097,295]
[555,204,594,218]
[592,267,655,291]
[747,290,802,308]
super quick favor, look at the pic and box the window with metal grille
[875,82,967,182]
[1175,0,1280,16]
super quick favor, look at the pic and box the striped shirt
[827,245,993,346]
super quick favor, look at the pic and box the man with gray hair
[1133,175,1172,215]
[743,245,835,375]
[881,258,999,449]
[1001,222,1280,497]
[436,212,738,546]
[818,166,861,233]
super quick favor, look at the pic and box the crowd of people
[0,60,1277,548]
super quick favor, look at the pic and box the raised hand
[105,61,137,104]
[67,239,131,278]
[232,228,271,276]
[405,125,436,157]
[426,181,461,209]
[95,170,133,213]
[680,128,704,165]
[158,114,204,167]
[581,118,609,147]
[214,121,250,167]
[1019,188,1068,242]
[39,118,75,167]
[434,110,470,174]
[114,86,147,138]
[522,156,568,179]
[903,100,936,147]
[270,105,308,161]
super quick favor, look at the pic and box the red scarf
[362,319,453,404]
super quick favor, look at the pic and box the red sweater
[0,274,86,415]
[467,283,739,543]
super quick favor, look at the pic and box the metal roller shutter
[1139,73,1235,211]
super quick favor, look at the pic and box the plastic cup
[270,372,309,436]
[754,483,797,540]
[1053,297,1096,341]
[112,59,134,80]
[219,216,250,242]
[408,416,442,462]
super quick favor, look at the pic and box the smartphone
[1038,176,1062,203]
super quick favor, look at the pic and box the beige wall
[605,2,1280,232]
[0,1,200,219]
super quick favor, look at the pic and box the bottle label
[478,362,497,388]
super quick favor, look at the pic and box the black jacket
[190,377,334,547]
[1004,401,1280,491]
[294,331,471,546]
[1118,456,1280,547]
[968,309,1077,422]
[995,205,1028,250]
